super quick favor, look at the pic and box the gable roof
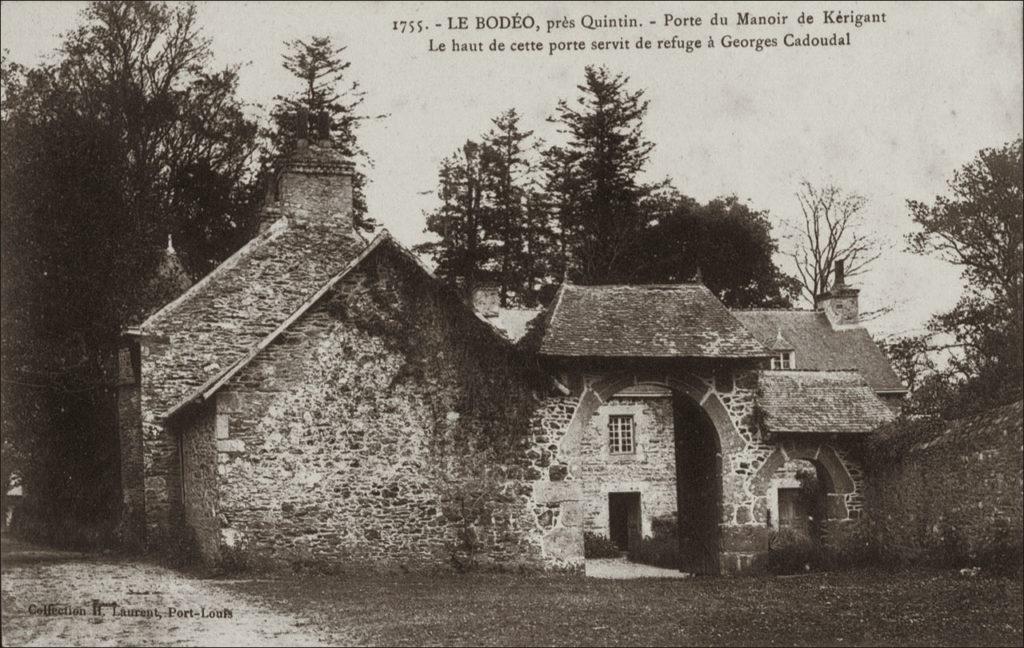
[540,284,770,359]
[731,309,906,393]
[137,213,369,418]
[757,370,896,435]
[161,230,513,421]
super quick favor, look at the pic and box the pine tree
[481,109,549,305]
[269,36,381,232]
[414,141,493,294]
[543,66,657,284]
[419,110,556,306]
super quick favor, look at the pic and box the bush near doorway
[583,532,622,558]
[632,516,680,569]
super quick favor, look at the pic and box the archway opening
[766,457,838,542]
[673,392,722,575]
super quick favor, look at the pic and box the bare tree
[787,180,884,306]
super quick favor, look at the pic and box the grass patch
[224,568,1022,646]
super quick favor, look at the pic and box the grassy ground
[225,567,1023,646]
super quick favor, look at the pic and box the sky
[2,1,1022,340]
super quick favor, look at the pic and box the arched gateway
[564,371,746,575]
[590,372,739,574]
[535,283,898,574]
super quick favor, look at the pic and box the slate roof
[138,214,368,418]
[757,370,896,434]
[732,309,906,392]
[157,231,514,421]
[540,284,770,359]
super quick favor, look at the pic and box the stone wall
[865,400,1023,564]
[115,343,145,549]
[133,141,360,545]
[523,397,583,568]
[179,406,219,562]
[580,397,676,539]
[176,244,553,570]
[527,367,868,573]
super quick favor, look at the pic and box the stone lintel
[532,480,583,504]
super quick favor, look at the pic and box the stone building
[117,126,904,574]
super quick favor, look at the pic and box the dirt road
[1,538,333,647]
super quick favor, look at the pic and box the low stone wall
[865,400,1023,564]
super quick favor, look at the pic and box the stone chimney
[815,259,860,327]
[261,109,355,235]
[471,285,500,318]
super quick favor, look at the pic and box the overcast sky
[2,1,1022,339]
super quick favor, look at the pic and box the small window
[608,415,635,454]
[771,352,794,370]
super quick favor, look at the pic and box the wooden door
[626,494,642,557]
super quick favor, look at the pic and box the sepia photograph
[1,1,1022,646]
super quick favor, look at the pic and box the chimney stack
[296,106,310,142]
[316,111,331,141]
[815,259,860,327]
[261,109,355,236]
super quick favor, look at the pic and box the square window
[608,415,635,454]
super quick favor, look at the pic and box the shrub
[584,532,622,558]
[634,534,680,569]
[632,516,680,569]
[763,528,829,575]
[822,520,884,569]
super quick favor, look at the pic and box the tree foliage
[416,110,555,306]
[786,181,884,305]
[415,141,492,296]
[481,109,550,305]
[1,1,260,538]
[268,36,382,232]
[543,65,658,284]
[903,137,1023,415]
[418,69,799,309]
[636,190,800,307]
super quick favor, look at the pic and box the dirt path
[584,557,692,579]
[1,538,335,647]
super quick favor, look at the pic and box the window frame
[771,351,795,370]
[607,414,636,455]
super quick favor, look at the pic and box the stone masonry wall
[115,343,145,549]
[580,397,676,539]
[135,143,359,546]
[526,367,868,573]
[179,406,219,562]
[865,400,1023,564]
[181,244,552,570]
